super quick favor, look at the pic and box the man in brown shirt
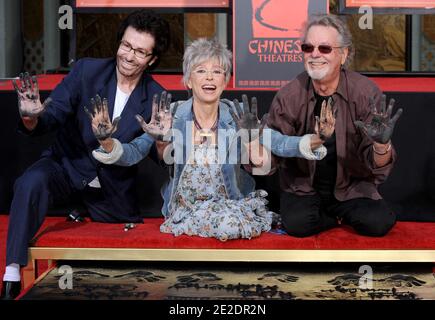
[267,14,402,237]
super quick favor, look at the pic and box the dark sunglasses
[301,43,342,54]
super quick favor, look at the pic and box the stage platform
[10,216,435,289]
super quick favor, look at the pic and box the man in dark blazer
[1,10,170,299]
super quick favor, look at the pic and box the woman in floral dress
[90,38,326,241]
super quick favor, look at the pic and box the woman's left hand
[315,97,336,141]
[230,94,268,142]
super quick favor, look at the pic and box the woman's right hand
[84,94,120,152]
[136,91,178,141]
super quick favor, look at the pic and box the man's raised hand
[13,72,51,119]
[354,94,403,144]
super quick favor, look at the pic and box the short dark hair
[117,10,170,59]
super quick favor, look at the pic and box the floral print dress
[160,144,274,241]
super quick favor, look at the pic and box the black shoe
[1,281,21,300]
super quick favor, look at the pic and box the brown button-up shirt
[267,69,396,201]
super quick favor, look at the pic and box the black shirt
[313,93,337,201]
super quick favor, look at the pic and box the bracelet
[373,143,391,155]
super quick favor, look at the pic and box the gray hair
[301,14,354,67]
[182,38,232,87]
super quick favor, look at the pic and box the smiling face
[116,26,157,79]
[187,58,228,105]
[303,25,348,83]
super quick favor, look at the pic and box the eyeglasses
[119,40,153,59]
[192,68,226,78]
[301,43,343,54]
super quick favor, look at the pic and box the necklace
[192,107,219,144]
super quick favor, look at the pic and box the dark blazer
[19,57,164,217]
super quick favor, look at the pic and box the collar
[174,97,235,127]
[307,68,350,103]
[116,74,149,103]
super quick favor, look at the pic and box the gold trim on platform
[28,247,435,263]
[23,247,435,288]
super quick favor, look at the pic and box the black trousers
[6,158,140,266]
[280,191,396,238]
